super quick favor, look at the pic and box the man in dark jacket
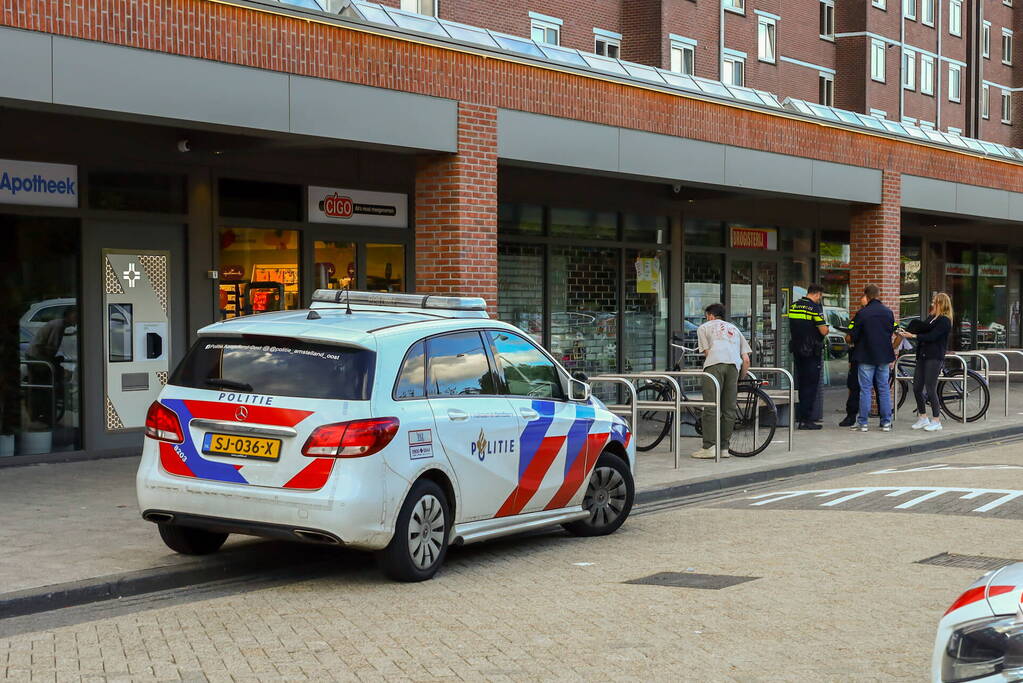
[849,284,895,432]
[788,284,829,430]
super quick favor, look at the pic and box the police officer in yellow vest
[788,284,830,430]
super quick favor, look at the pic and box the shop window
[623,214,668,244]
[820,231,851,386]
[88,172,187,214]
[0,215,81,455]
[498,243,544,344]
[498,203,544,235]
[549,246,619,394]
[549,208,617,240]
[781,227,814,253]
[944,242,974,350]
[313,241,356,291]
[218,178,302,222]
[683,252,724,360]
[684,220,725,247]
[977,249,1008,349]
[625,249,669,373]
[366,244,405,292]
[900,238,922,322]
[218,227,300,319]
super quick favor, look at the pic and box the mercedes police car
[137,290,635,581]
[933,562,1023,682]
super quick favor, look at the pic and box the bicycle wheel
[632,382,673,452]
[728,385,778,457]
[938,368,990,423]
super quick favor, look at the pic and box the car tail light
[144,401,184,443]
[302,417,399,458]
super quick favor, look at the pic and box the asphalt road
[3,439,1023,681]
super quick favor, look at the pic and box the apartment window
[530,16,561,45]
[819,73,835,105]
[983,23,991,58]
[399,0,436,15]
[819,0,835,38]
[949,0,962,36]
[1002,91,1012,123]
[723,55,745,85]
[594,34,621,58]
[902,49,916,89]
[873,0,886,8]
[921,0,934,25]
[670,40,696,75]
[948,63,961,102]
[982,84,990,118]
[871,39,887,81]
[724,0,745,13]
[904,0,916,19]
[920,54,934,94]
[1003,30,1013,65]
[757,16,777,63]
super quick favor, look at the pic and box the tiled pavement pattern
[3,444,1023,680]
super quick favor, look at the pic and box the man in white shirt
[693,303,751,459]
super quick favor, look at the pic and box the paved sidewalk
[1,388,1021,602]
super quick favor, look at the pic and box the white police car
[137,290,635,581]
[933,562,1023,682]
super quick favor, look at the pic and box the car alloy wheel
[583,466,628,528]
[407,493,445,570]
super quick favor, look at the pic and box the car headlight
[943,615,1023,682]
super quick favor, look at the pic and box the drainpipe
[936,0,942,128]
[899,0,906,122]
[720,0,726,81]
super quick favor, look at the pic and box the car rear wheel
[375,479,450,582]
[563,452,634,537]
[157,523,228,555]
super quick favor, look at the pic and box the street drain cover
[916,553,1019,571]
[624,572,759,589]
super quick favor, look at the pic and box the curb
[3,425,1022,620]
[634,423,1023,505]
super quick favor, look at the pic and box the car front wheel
[563,451,634,537]
[375,479,450,582]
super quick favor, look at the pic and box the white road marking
[746,486,1023,513]
[894,490,949,508]
[870,464,1023,474]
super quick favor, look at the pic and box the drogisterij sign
[0,158,78,208]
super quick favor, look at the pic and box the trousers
[702,362,738,449]
[857,363,892,425]
[913,357,943,418]
[793,354,822,423]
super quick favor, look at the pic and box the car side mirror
[572,371,589,382]
[569,378,591,402]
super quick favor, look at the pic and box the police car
[933,562,1023,682]
[136,290,635,581]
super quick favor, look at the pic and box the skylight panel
[345,1,396,25]
[490,32,546,58]
[440,20,500,48]
[385,8,448,36]
[806,103,840,121]
[727,86,764,104]
[539,44,589,66]
[582,53,629,75]
[694,78,733,98]
[658,71,700,91]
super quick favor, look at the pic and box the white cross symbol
[122,262,141,288]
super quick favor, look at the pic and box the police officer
[788,284,829,430]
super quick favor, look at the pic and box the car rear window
[170,335,375,400]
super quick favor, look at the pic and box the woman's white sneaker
[911,416,931,430]
[924,421,943,432]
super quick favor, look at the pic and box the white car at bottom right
[934,562,1023,682]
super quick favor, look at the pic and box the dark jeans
[794,355,821,423]
[914,357,943,418]
[846,360,859,417]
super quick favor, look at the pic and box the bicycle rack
[748,366,794,452]
[19,360,57,430]
[952,351,998,418]
[955,348,1023,418]
[586,376,638,474]
[896,353,969,425]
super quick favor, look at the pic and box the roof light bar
[311,289,488,312]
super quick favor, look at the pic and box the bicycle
[630,337,778,457]
[889,352,989,423]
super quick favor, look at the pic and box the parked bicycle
[630,337,778,457]
[889,352,989,422]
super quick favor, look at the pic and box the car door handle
[447,409,469,422]
[519,408,540,421]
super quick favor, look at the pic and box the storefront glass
[218,227,300,319]
[498,204,543,236]
[945,242,974,350]
[977,248,1008,348]
[0,215,81,456]
[366,244,405,292]
[684,220,725,248]
[900,238,922,322]
[683,252,724,365]
[729,260,754,343]
[550,208,617,240]
[624,215,668,245]
[624,249,668,372]
[313,241,356,290]
[497,244,544,344]
[779,256,814,374]
[819,231,851,386]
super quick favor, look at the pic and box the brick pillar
[414,102,498,312]
[849,170,901,312]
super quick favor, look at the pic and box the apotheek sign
[308,186,407,228]
[0,158,78,208]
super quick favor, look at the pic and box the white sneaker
[852,423,868,432]
[880,422,892,432]
[911,416,931,430]
[924,421,943,432]
[690,447,717,459]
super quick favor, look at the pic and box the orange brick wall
[850,169,903,313]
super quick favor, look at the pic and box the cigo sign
[0,158,78,208]
[308,186,408,228]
